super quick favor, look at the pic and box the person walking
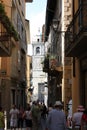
[46,101,67,130]
[9,104,19,130]
[18,106,24,130]
[40,103,47,130]
[23,104,32,130]
[0,106,5,130]
[31,101,41,130]
[72,105,84,130]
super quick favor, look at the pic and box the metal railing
[65,3,87,53]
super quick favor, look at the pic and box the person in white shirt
[9,104,19,130]
[72,105,85,130]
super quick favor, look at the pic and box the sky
[26,0,47,43]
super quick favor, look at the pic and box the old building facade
[0,0,32,127]
[44,0,72,113]
[45,0,87,114]
[65,0,87,113]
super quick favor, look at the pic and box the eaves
[45,0,57,42]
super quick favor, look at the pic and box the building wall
[2,0,12,18]
[63,0,72,113]
[45,0,87,116]
[72,0,81,113]
[25,19,32,103]
[42,25,45,42]
[72,58,80,113]
[50,0,72,112]
[0,0,31,128]
[65,0,87,113]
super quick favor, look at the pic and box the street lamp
[52,19,73,42]
[52,19,60,31]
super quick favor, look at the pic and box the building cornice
[25,0,33,3]
[45,0,57,42]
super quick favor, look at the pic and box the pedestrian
[9,104,19,130]
[23,104,32,130]
[81,108,87,130]
[0,106,5,130]
[67,99,72,129]
[46,100,67,130]
[40,103,47,130]
[18,106,24,130]
[31,101,41,130]
[72,105,84,130]
[41,103,47,119]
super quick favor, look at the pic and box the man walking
[46,101,67,130]
[9,104,19,130]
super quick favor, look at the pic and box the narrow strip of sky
[26,0,47,42]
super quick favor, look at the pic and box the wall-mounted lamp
[52,19,60,31]
[52,19,73,42]
[52,19,65,33]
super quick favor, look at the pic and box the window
[36,47,40,54]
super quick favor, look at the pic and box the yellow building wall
[74,0,78,13]
[0,0,26,77]
[0,1,11,77]
[25,20,31,103]
[72,58,80,113]
[71,0,80,113]
[2,0,12,18]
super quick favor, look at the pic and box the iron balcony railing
[65,3,87,55]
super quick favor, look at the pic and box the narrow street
[0,0,87,130]
[4,111,47,130]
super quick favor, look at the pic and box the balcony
[0,2,19,56]
[65,3,87,57]
[0,31,11,56]
[0,2,19,41]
